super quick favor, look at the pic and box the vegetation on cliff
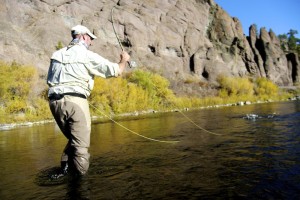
[0,61,296,124]
[278,29,300,55]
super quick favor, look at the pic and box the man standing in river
[47,25,130,176]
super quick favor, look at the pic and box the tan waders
[49,94,91,175]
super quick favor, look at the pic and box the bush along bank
[0,61,298,127]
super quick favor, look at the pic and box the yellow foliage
[55,41,64,50]
[218,76,254,97]
[0,61,37,101]
[254,78,279,99]
[0,60,295,124]
[215,75,293,103]
[89,70,178,115]
[28,97,52,119]
[126,83,150,111]
[0,61,45,122]
[90,75,152,114]
[5,98,27,113]
[128,70,176,109]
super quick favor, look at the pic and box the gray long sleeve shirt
[47,42,120,97]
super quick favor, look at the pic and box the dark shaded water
[1,101,300,199]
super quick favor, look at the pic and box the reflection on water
[1,101,300,199]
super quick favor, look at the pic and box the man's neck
[69,38,89,49]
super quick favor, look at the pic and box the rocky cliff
[0,0,299,96]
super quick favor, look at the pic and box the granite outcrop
[0,0,298,96]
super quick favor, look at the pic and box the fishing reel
[128,60,137,68]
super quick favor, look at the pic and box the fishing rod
[87,5,178,144]
[111,6,137,68]
[90,5,222,143]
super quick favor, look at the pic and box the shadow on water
[2,101,300,199]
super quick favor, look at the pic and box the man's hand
[118,51,131,75]
[120,51,130,63]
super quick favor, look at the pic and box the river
[0,101,300,199]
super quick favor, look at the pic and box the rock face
[207,6,297,86]
[0,0,298,96]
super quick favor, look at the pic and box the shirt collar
[68,38,89,49]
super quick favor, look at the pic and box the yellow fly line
[89,103,180,144]
[104,4,223,142]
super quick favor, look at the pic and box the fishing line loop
[89,103,179,144]
[108,4,222,137]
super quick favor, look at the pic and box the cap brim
[87,32,97,39]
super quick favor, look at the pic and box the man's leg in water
[50,95,91,175]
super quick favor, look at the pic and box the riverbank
[1,97,299,131]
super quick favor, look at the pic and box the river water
[0,101,300,199]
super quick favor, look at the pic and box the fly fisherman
[47,25,130,177]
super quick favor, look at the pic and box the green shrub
[126,83,150,111]
[55,41,64,50]
[0,61,37,102]
[90,75,151,115]
[216,75,292,103]
[4,98,27,113]
[218,76,254,97]
[128,70,176,109]
[254,77,278,99]
[0,60,295,124]
[0,61,48,122]
[89,70,178,115]
[26,97,52,120]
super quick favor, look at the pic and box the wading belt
[49,93,86,101]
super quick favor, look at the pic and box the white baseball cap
[71,25,97,39]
